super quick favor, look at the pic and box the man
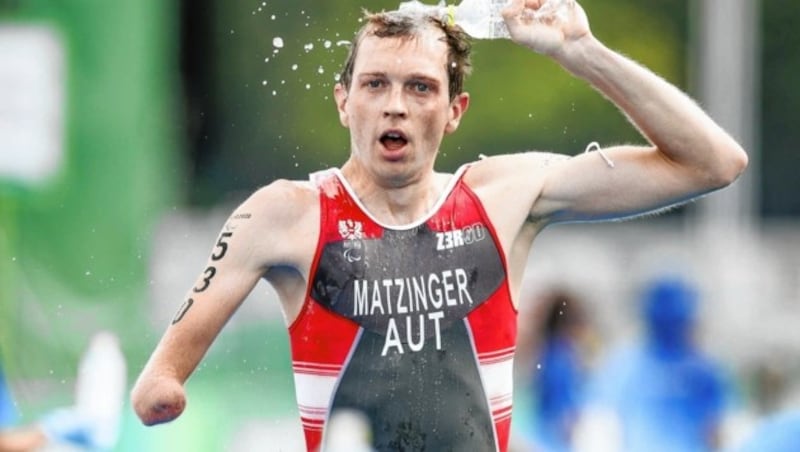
[576,276,729,451]
[131,0,748,451]
[525,288,594,452]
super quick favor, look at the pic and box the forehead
[353,26,449,76]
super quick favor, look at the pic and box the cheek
[347,99,375,122]
[421,108,451,134]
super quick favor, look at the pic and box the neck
[340,160,448,226]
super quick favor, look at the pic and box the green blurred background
[0,0,798,450]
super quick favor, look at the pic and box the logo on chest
[435,224,487,250]
[339,220,364,263]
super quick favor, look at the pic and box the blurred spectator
[576,275,729,452]
[0,332,126,452]
[734,409,800,452]
[726,360,800,451]
[0,356,49,451]
[523,287,596,452]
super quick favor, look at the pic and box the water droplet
[272,37,284,48]
[291,64,298,71]
[324,40,332,49]
[262,80,267,86]
[317,66,325,74]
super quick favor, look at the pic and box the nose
[383,86,407,119]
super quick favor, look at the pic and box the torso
[287,166,518,452]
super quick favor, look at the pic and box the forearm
[131,320,221,425]
[554,35,747,183]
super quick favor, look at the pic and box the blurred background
[0,0,798,450]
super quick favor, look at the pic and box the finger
[501,0,526,20]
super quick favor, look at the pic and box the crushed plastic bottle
[398,0,574,40]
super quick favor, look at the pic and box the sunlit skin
[334,26,469,222]
[131,0,748,435]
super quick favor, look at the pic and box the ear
[444,92,470,135]
[333,83,350,128]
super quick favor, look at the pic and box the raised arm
[501,0,748,223]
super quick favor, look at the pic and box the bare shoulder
[240,178,319,222]
[458,152,575,275]
[461,151,571,232]
[224,178,320,267]
[464,151,571,191]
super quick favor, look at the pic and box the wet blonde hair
[338,9,473,100]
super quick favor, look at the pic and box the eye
[411,81,430,93]
[367,79,384,89]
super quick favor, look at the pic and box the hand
[501,0,591,57]
[131,375,187,426]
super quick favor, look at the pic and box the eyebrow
[356,72,387,79]
[356,72,441,84]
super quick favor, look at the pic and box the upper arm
[531,144,718,224]
[175,179,316,324]
[154,180,317,377]
[469,144,720,240]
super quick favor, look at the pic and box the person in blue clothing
[581,275,729,452]
[0,336,125,452]
[735,410,800,452]
[528,288,594,452]
[0,358,50,451]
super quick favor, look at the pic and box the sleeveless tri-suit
[288,166,518,451]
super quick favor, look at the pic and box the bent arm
[502,0,748,223]
[546,36,747,218]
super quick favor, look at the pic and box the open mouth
[379,131,408,151]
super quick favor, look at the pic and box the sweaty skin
[131,0,747,438]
